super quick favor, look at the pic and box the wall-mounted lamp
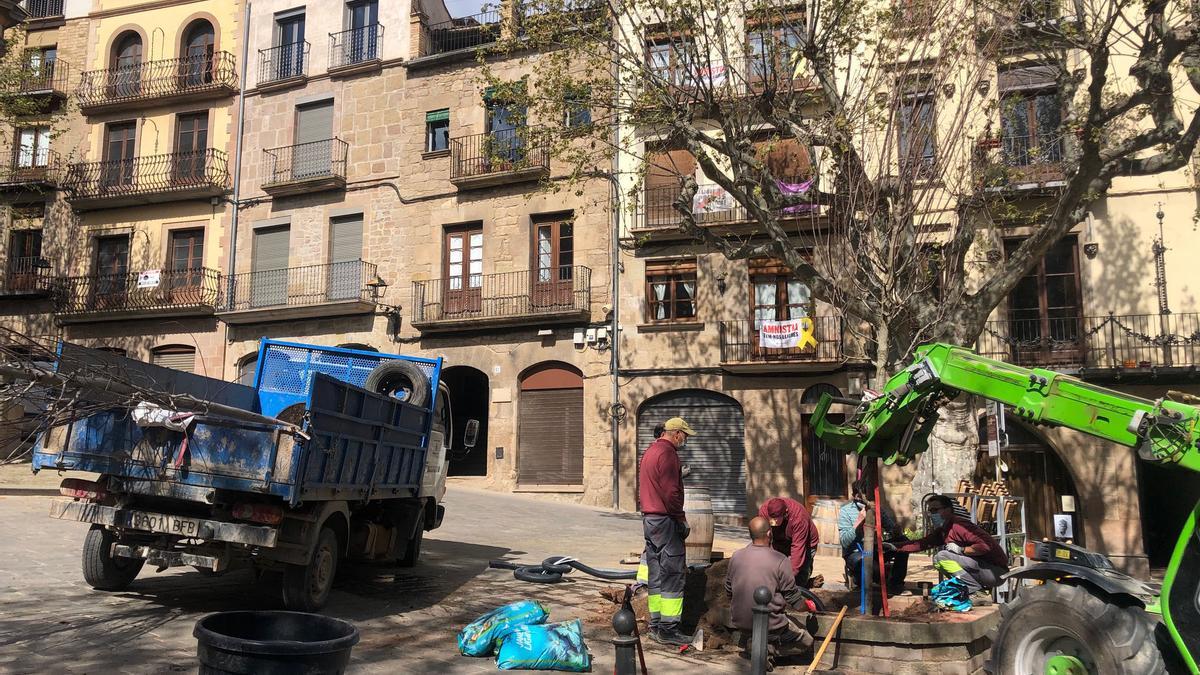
[715,273,727,294]
[1082,212,1099,259]
[367,273,389,299]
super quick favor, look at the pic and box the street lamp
[366,273,388,300]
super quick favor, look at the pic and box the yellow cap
[664,417,696,436]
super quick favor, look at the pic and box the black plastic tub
[194,611,360,675]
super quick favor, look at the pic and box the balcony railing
[0,150,62,188]
[15,59,69,95]
[330,24,383,70]
[64,149,229,207]
[219,261,377,315]
[262,139,349,195]
[258,41,309,87]
[636,178,821,231]
[424,9,502,56]
[21,0,63,19]
[975,132,1067,188]
[55,267,221,319]
[77,52,237,111]
[411,266,591,329]
[977,313,1200,370]
[3,256,53,295]
[719,316,845,365]
[450,127,549,187]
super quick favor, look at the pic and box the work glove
[944,542,964,555]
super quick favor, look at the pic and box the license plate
[125,511,201,537]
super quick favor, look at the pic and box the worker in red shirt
[893,494,1009,612]
[758,497,821,587]
[637,417,694,646]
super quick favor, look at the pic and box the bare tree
[483,0,1200,501]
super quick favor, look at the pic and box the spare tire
[364,359,430,408]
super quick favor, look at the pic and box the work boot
[649,626,692,646]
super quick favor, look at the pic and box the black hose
[488,556,638,583]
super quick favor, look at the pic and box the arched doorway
[1140,459,1200,568]
[978,421,1081,545]
[637,389,746,516]
[518,362,583,486]
[181,19,216,86]
[802,383,848,503]
[441,365,489,477]
[110,32,143,98]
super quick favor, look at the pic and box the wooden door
[102,122,136,189]
[110,33,142,98]
[443,225,482,316]
[173,112,208,183]
[181,21,215,87]
[93,235,129,309]
[1005,237,1083,366]
[167,228,204,302]
[7,229,42,290]
[348,0,379,62]
[276,14,306,79]
[532,217,574,308]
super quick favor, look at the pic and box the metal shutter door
[637,390,746,515]
[152,349,196,373]
[518,388,584,485]
[295,100,334,145]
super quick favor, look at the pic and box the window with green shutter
[426,109,449,153]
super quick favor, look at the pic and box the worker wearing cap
[638,417,694,646]
[758,496,820,587]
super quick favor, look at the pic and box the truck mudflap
[49,499,278,548]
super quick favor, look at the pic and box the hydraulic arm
[811,342,1200,473]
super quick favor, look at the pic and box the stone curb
[0,487,58,496]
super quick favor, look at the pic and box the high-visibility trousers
[642,515,686,630]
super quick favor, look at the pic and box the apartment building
[608,4,1200,575]
[0,0,240,378]
[225,0,614,504]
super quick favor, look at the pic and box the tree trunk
[909,398,977,518]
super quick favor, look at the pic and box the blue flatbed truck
[31,340,470,611]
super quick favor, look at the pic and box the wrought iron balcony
[76,52,237,113]
[13,59,69,97]
[977,313,1200,375]
[258,42,309,88]
[974,132,1068,190]
[54,267,220,322]
[330,24,384,72]
[217,260,379,324]
[449,127,549,189]
[718,316,845,371]
[2,256,54,297]
[261,138,349,196]
[411,266,592,330]
[0,150,62,192]
[634,178,821,233]
[422,9,501,57]
[20,0,62,19]
[64,149,230,210]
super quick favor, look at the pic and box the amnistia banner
[759,317,817,349]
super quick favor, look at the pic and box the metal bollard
[749,585,772,675]
[612,606,638,675]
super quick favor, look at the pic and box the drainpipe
[609,8,622,512]
[223,0,252,370]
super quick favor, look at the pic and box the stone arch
[987,419,1083,545]
[441,365,489,477]
[236,352,258,386]
[110,29,144,69]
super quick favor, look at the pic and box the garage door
[518,363,584,485]
[637,389,746,515]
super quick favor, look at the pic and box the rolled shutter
[330,215,363,263]
[998,65,1058,92]
[517,389,584,485]
[637,390,746,515]
[252,225,290,272]
[152,347,196,373]
[295,100,334,145]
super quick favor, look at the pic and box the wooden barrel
[683,489,715,566]
[811,498,848,558]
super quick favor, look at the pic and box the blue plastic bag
[457,600,549,657]
[495,619,591,672]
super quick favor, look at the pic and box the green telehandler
[811,342,1199,674]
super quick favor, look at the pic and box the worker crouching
[726,516,815,655]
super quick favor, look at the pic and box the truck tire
[281,527,339,612]
[988,582,1168,674]
[364,360,430,408]
[81,525,143,591]
[398,520,423,568]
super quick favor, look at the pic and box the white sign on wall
[137,270,161,289]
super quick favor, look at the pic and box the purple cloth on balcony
[777,178,817,213]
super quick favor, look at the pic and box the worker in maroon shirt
[637,417,694,646]
[892,494,1009,612]
[758,497,821,587]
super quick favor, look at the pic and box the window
[173,112,209,182]
[746,25,803,86]
[347,0,380,63]
[23,46,57,89]
[564,90,591,128]
[15,127,51,168]
[274,10,306,80]
[236,354,257,385]
[110,32,143,98]
[646,39,697,88]
[167,228,204,291]
[442,224,482,315]
[181,20,216,86]
[1004,237,1082,365]
[151,345,196,373]
[750,260,812,327]
[102,121,137,187]
[999,66,1063,167]
[426,109,449,152]
[645,260,697,322]
[643,145,698,226]
[94,235,130,306]
[7,229,43,290]
[532,215,575,308]
[897,85,936,178]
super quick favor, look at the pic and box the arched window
[236,353,257,386]
[151,345,195,373]
[110,32,143,97]
[181,20,216,86]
